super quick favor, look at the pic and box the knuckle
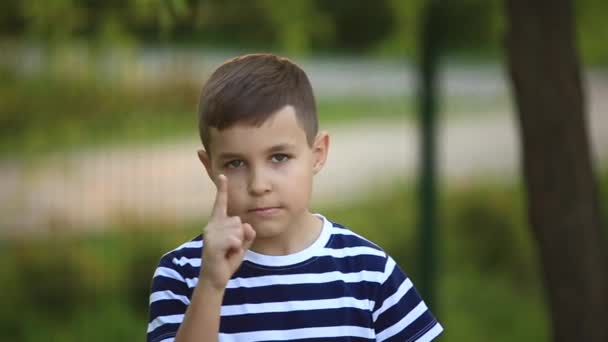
[227,236,242,248]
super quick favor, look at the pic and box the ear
[312,131,330,174]
[197,149,214,180]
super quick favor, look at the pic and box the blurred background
[1,0,607,341]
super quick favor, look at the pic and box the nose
[248,166,272,196]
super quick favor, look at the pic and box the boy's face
[198,105,329,242]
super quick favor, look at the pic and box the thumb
[242,223,256,251]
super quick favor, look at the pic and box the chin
[251,220,288,239]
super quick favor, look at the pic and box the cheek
[227,178,247,204]
[279,160,310,182]
[282,161,313,195]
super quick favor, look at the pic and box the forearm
[175,278,225,342]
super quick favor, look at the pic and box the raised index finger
[212,174,228,217]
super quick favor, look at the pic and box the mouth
[248,206,282,217]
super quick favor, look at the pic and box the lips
[248,206,282,217]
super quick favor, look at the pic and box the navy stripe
[401,313,438,340]
[236,254,386,277]
[220,307,372,333]
[169,263,200,277]
[149,299,188,317]
[152,276,190,296]
[325,234,382,250]
[147,323,179,342]
[222,280,377,305]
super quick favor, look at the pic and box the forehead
[208,105,308,155]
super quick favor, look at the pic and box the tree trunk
[504,0,608,341]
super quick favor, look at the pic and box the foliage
[1,0,607,63]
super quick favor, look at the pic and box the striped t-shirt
[147,214,443,341]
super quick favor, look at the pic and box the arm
[372,256,443,342]
[174,278,224,342]
[174,174,255,342]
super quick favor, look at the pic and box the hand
[200,174,256,291]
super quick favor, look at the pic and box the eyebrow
[266,143,296,153]
[217,143,296,160]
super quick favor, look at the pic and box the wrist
[198,272,228,294]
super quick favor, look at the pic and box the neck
[249,211,322,256]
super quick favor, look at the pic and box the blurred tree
[1,0,607,63]
[314,0,396,53]
[0,0,188,46]
[416,0,441,309]
[377,0,424,56]
[260,0,333,55]
[437,0,503,55]
[505,0,608,341]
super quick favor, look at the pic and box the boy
[147,54,443,341]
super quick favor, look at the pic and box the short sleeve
[372,256,443,342]
[146,253,193,342]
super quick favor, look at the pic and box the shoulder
[324,218,410,280]
[154,234,203,283]
[322,217,392,273]
[159,234,203,264]
[325,219,387,255]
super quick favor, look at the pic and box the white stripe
[147,314,184,333]
[183,277,199,288]
[159,338,175,342]
[218,325,374,341]
[221,296,371,316]
[153,267,185,282]
[226,270,384,289]
[376,301,427,341]
[380,257,397,284]
[150,290,190,306]
[173,256,201,267]
[181,240,203,249]
[153,267,198,288]
[415,322,443,342]
[372,278,414,321]
[162,240,202,257]
[320,246,386,259]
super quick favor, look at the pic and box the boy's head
[198,53,318,153]
[196,54,329,245]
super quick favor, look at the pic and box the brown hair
[198,53,318,152]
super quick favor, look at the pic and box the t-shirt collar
[243,213,332,267]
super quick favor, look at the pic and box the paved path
[1,74,606,237]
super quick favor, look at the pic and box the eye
[225,160,244,169]
[271,154,290,163]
